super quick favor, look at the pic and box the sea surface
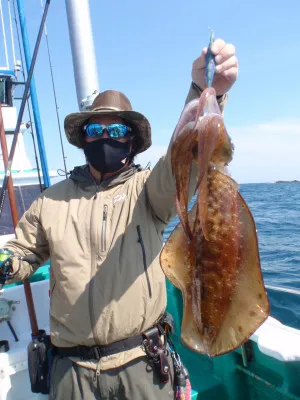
[163,182,300,330]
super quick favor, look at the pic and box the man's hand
[192,38,238,96]
[0,249,13,288]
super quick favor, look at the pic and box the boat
[0,1,300,399]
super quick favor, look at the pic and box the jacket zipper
[89,195,101,345]
[101,205,108,252]
[137,225,152,299]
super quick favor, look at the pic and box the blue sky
[1,0,300,183]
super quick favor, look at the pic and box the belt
[54,334,144,361]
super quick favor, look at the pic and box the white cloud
[137,120,300,183]
[228,119,300,183]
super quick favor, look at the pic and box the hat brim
[64,109,151,154]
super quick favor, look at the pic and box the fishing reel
[0,249,15,291]
[0,249,37,291]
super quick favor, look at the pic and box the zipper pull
[103,205,108,220]
[101,204,109,253]
[93,359,101,381]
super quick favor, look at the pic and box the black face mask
[83,138,132,174]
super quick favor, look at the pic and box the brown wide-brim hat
[64,90,151,154]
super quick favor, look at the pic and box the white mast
[65,0,99,110]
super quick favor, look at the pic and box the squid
[160,38,269,356]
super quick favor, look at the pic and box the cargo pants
[49,354,175,400]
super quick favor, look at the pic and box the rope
[12,0,43,192]
[40,0,68,178]
[8,0,16,67]
[0,0,9,68]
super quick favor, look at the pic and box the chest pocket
[98,196,119,256]
[100,204,109,253]
[137,225,152,299]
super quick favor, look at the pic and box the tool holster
[142,326,170,384]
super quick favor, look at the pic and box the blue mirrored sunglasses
[84,123,132,139]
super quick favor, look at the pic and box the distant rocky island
[275,180,300,183]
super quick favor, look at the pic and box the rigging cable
[7,0,16,66]
[40,0,68,177]
[0,0,9,68]
[12,0,43,192]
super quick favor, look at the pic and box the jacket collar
[69,164,142,190]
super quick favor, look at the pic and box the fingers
[222,66,239,80]
[216,55,238,74]
[210,39,227,54]
[212,39,236,64]
[210,39,238,76]
[193,40,237,71]
[191,38,239,91]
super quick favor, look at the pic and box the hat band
[92,106,124,112]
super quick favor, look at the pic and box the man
[0,39,238,399]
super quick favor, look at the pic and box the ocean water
[164,182,300,330]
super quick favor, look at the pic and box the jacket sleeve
[3,195,50,283]
[145,82,227,224]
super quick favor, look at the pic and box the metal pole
[0,105,39,336]
[65,0,99,110]
[16,0,51,188]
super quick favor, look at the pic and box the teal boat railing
[166,281,300,400]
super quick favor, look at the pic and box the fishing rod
[0,0,52,222]
[0,104,39,336]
